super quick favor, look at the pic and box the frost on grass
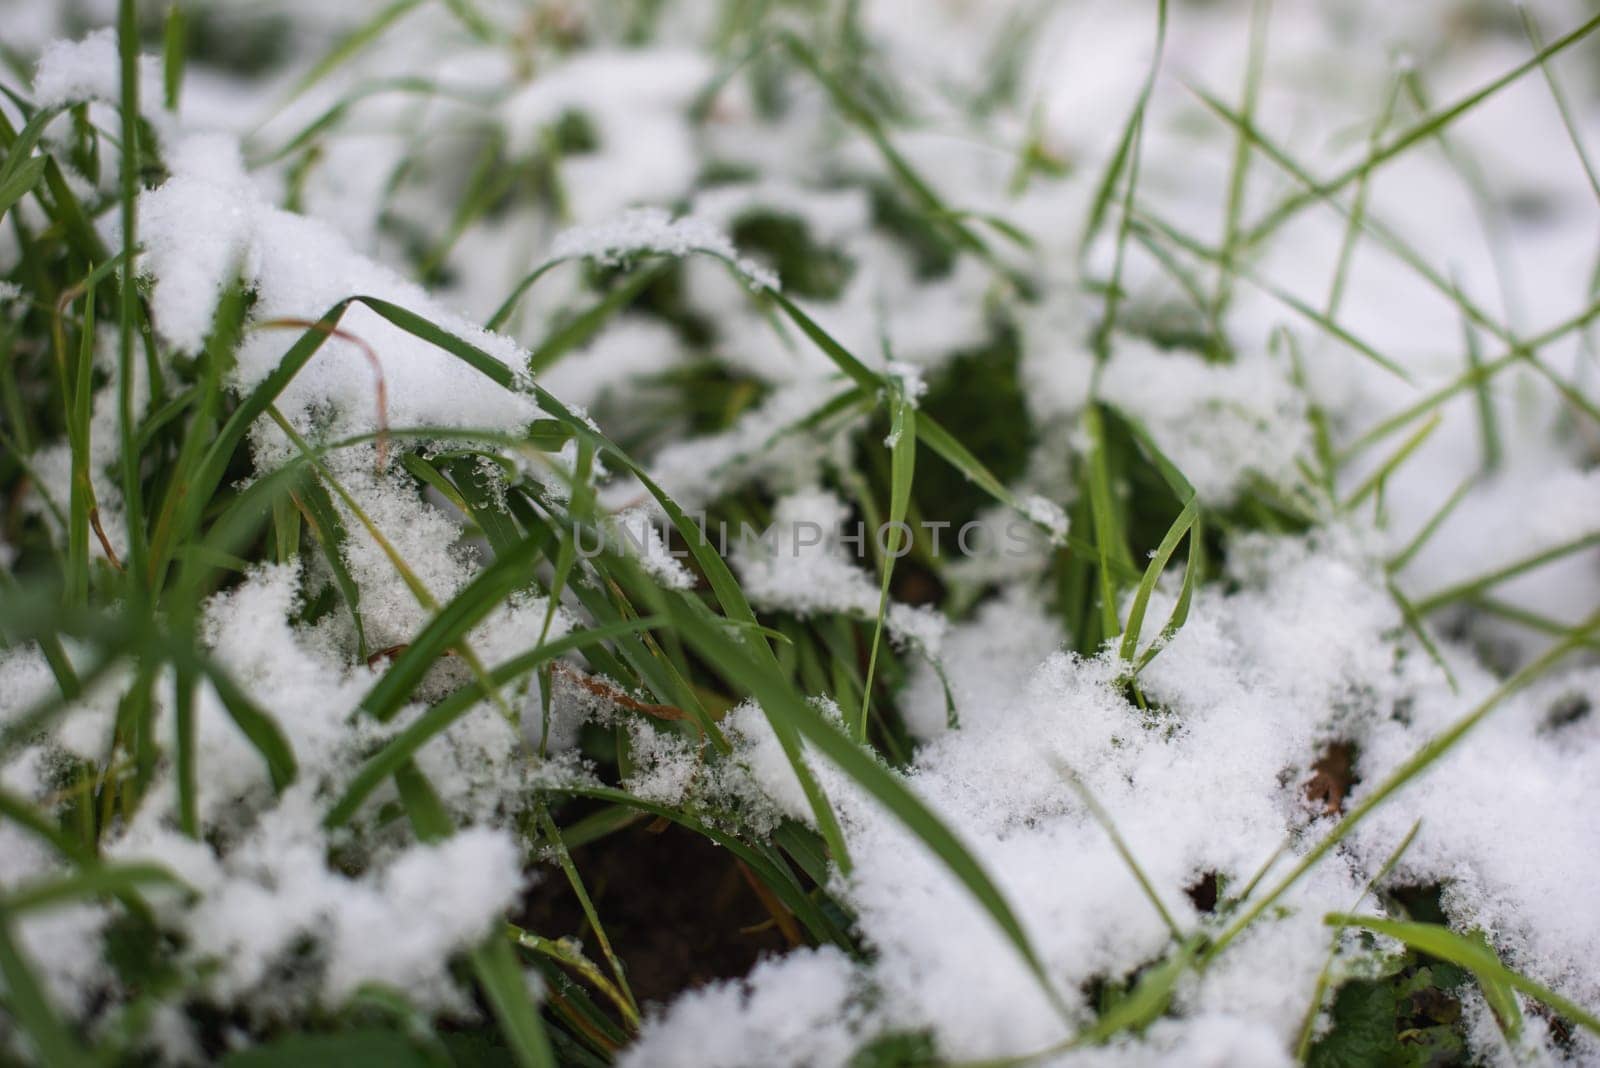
[6,1,1600,1066]
[549,207,780,292]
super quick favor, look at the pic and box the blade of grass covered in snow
[1326,915,1600,1039]
[348,295,854,868]
[1204,616,1600,965]
[1240,9,1600,249]
[1293,820,1421,1060]
[857,376,916,743]
[262,407,519,731]
[348,524,542,724]
[323,615,665,827]
[657,591,1069,1018]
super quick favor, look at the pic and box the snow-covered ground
[3,0,1600,1064]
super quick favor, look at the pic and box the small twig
[550,661,687,722]
[88,507,124,572]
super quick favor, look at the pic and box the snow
[548,207,780,292]
[733,489,948,654]
[32,28,159,110]
[620,948,871,1068]
[6,0,1600,1064]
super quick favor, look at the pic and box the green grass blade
[357,533,544,723]
[185,648,299,791]
[162,4,188,112]
[1242,10,1600,247]
[116,0,149,594]
[293,474,371,660]
[325,617,665,827]
[660,593,1067,1017]
[0,155,44,222]
[857,381,916,742]
[1325,915,1600,1040]
[526,265,669,375]
[0,910,90,1067]
[3,862,184,913]
[1118,497,1197,666]
[1206,618,1600,963]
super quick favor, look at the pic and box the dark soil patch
[518,819,790,1009]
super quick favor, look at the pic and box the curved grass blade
[857,379,915,742]
[1325,915,1600,1039]
[1206,617,1600,963]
